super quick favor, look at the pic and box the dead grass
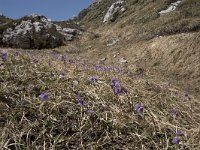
[80,0,200,41]
[0,49,200,149]
[69,0,200,99]
[0,0,200,149]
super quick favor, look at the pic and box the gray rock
[2,19,63,49]
[120,7,126,12]
[159,0,181,15]
[2,15,81,49]
[62,28,80,35]
[119,57,128,64]
[103,0,126,23]
[98,57,106,64]
[55,24,81,41]
[107,38,120,46]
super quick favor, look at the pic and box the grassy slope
[79,0,200,38]
[0,0,200,149]
[68,0,200,97]
[0,49,200,149]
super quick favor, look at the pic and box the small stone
[73,80,79,86]
[121,7,126,12]
[119,57,128,64]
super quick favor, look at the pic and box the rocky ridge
[103,0,126,23]
[1,14,81,49]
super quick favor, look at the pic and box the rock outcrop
[103,0,126,23]
[2,14,81,49]
[159,1,181,15]
[55,24,81,41]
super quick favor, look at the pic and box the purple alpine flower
[172,137,180,145]
[176,130,183,136]
[76,93,84,106]
[135,103,141,110]
[111,78,119,87]
[1,52,8,61]
[60,55,66,62]
[137,104,144,113]
[39,92,48,101]
[120,87,128,94]
[113,86,121,94]
[13,52,19,59]
[171,108,178,118]
[86,109,94,113]
[88,76,98,82]
[94,65,99,71]
[135,103,144,113]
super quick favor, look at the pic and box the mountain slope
[0,0,200,149]
[78,0,200,36]
[70,0,200,96]
[0,48,200,149]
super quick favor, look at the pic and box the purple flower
[88,76,98,82]
[104,66,111,72]
[86,109,94,113]
[94,65,99,71]
[111,78,119,87]
[113,86,121,94]
[120,87,128,94]
[137,105,144,113]
[76,93,84,106]
[171,108,178,118]
[13,52,19,59]
[39,92,48,101]
[172,137,180,145]
[135,103,144,113]
[60,55,66,61]
[1,52,8,61]
[135,103,140,110]
[176,130,183,136]
[111,78,128,95]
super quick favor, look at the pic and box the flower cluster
[76,93,94,114]
[111,78,128,95]
[172,129,183,145]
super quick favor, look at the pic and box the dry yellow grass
[0,0,200,149]
[1,46,199,149]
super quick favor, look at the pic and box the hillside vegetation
[0,0,200,149]
[0,49,199,149]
